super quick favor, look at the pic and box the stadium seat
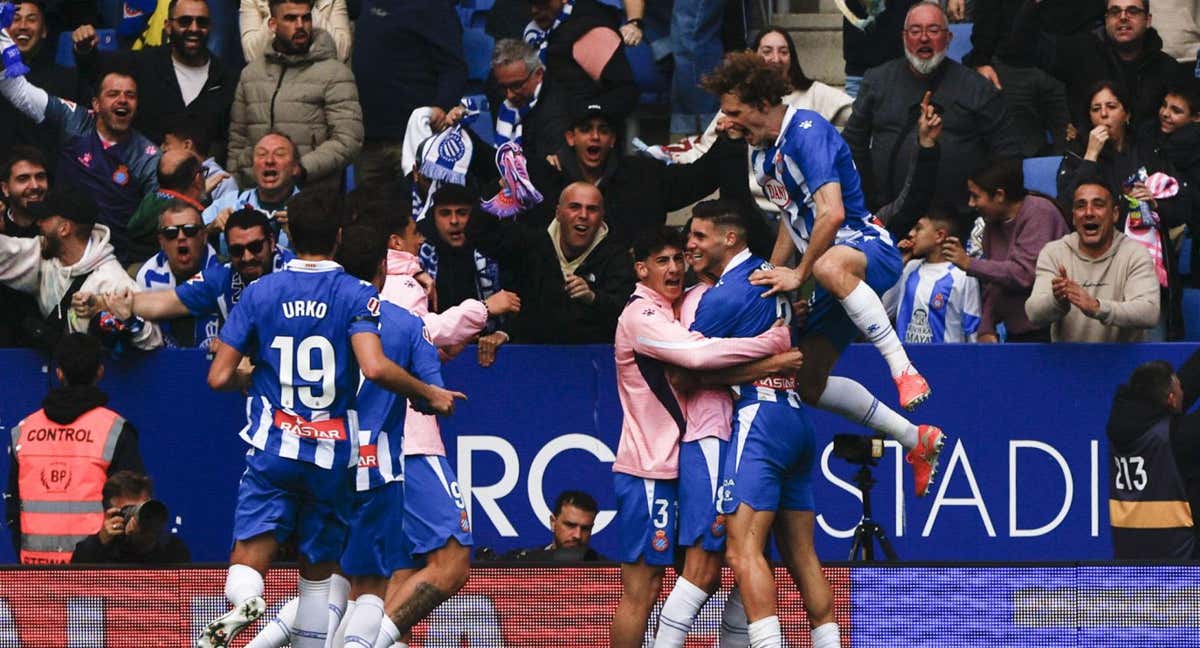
[596,0,624,9]
[465,94,495,146]
[1023,155,1063,199]
[624,42,668,105]
[55,29,117,68]
[947,23,972,63]
[463,28,496,83]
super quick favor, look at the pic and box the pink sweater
[381,249,488,456]
[678,284,732,443]
[613,283,790,479]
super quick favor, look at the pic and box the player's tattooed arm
[389,583,451,634]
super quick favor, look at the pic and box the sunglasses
[173,15,211,28]
[229,239,267,257]
[159,224,203,239]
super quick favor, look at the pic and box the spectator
[490,38,558,163]
[132,201,219,348]
[0,60,161,264]
[0,186,162,350]
[843,1,1021,210]
[352,0,466,190]
[125,148,209,261]
[841,0,920,98]
[527,100,734,246]
[160,112,237,204]
[1026,180,1160,341]
[1107,353,1200,559]
[0,145,48,237]
[500,490,606,561]
[0,1,81,172]
[226,0,363,189]
[1150,0,1200,62]
[205,132,302,250]
[750,27,854,128]
[665,0,723,138]
[240,0,351,63]
[5,334,145,564]
[1140,79,1200,209]
[963,0,1105,75]
[1058,81,1194,338]
[518,0,638,154]
[74,0,237,159]
[884,206,982,343]
[469,182,635,344]
[941,157,1070,342]
[70,471,191,564]
[1009,0,1187,130]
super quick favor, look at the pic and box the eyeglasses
[158,224,203,239]
[228,239,267,257]
[498,69,535,93]
[1105,6,1146,17]
[904,25,945,37]
[172,15,211,28]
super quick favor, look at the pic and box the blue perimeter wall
[0,343,1192,563]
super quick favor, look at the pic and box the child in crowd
[885,207,982,343]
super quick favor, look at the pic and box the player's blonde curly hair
[700,51,792,108]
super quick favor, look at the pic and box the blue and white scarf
[494,83,541,147]
[522,0,574,61]
[411,124,474,221]
[134,243,221,349]
[418,242,503,333]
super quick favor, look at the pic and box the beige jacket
[1025,231,1160,342]
[240,0,352,63]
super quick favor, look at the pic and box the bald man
[126,149,209,263]
[467,181,636,343]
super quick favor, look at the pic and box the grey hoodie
[1025,231,1160,342]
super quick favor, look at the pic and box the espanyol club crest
[932,292,946,311]
[710,514,727,538]
[652,529,670,552]
[763,178,789,207]
[112,164,130,186]
[439,132,466,162]
[459,510,471,533]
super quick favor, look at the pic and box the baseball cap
[570,99,616,128]
[28,186,97,226]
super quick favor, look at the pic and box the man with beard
[0,186,162,350]
[73,207,292,347]
[129,201,219,348]
[0,146,49,346]
[0,1,80,172]
[226,0,362,189]
[843,1,1021,210]
[73,0,235,154]
[204,132,301,251]
[0,48,161,264]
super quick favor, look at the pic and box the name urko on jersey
[281,300,329,319]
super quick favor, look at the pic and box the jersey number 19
[271,335,336,409]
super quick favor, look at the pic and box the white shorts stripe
[697,436,721,502]
[733,404,759,474]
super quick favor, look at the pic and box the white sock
[373,616,402,648]
[342,594,385,647]
[291,577,331,648]
[327,573,351,642]
[653,577,710,647]
[811,622,841,648]
[747,616,783,648]
[840,281,912,378]
[225,564,264,607]
[817,376,919,449]
[332,600,357,646]
[719,587,749,648]
[244,596,297,648]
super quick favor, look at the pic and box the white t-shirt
[173,58,210,106]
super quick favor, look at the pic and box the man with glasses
[844,0,1021,210]
[73,207,291,350]
[1009,0,1187,128]
[489,39,557,164]
[72,0,235,153]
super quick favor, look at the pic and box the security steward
[1107,350,1200,558]
[6,333,143,564]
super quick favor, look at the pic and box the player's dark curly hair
[700,51,791,109]
[631,226,683,262]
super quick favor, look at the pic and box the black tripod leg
[873,525,899,561]
[848,525,865,561]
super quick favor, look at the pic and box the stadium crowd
[1,0,1200,645]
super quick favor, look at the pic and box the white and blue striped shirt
[885,260,981,343]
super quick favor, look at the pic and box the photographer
[70,471,190,564]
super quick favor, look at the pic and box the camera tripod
[847,463,898,561]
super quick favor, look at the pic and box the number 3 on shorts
[652,498,670,529]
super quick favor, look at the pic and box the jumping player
[198,192,464,648]
[701,52,944,497]
[611,227,796,648]
[686,201,838,648]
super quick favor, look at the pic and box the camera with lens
[832,433,886,466]
[119,499,169,540]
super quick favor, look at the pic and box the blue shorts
[232,449,351,565]
[613,473,678,566]
[677,437,729,552]
[805,235,903,351]
[400,455,472,566]
[720,398,816,514]
[340,481,412,577]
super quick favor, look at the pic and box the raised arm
[351,331,465,415]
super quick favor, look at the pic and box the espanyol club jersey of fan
[176,249,293,320]
[353,301,443,491]
[219,258,382,469]
[750,106,890,254]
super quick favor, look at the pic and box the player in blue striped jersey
[885,208,982,343]
[199,193,464,648]
[701,53,945,500]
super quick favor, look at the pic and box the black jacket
[468,208,635,344]
[0,42,80,172]
[5,385,144,553]
[963,0,1105,69]
[841,0,918,77]
[78,46,237,158]
[1107,348,1200,557]
[70,532,191,564]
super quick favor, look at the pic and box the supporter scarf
[1123,169,1180,288]
[481,142,543,218]
[494,83,541,147]
[417,243,502,308]
[522,0,574,60]
[411,125,474,221]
